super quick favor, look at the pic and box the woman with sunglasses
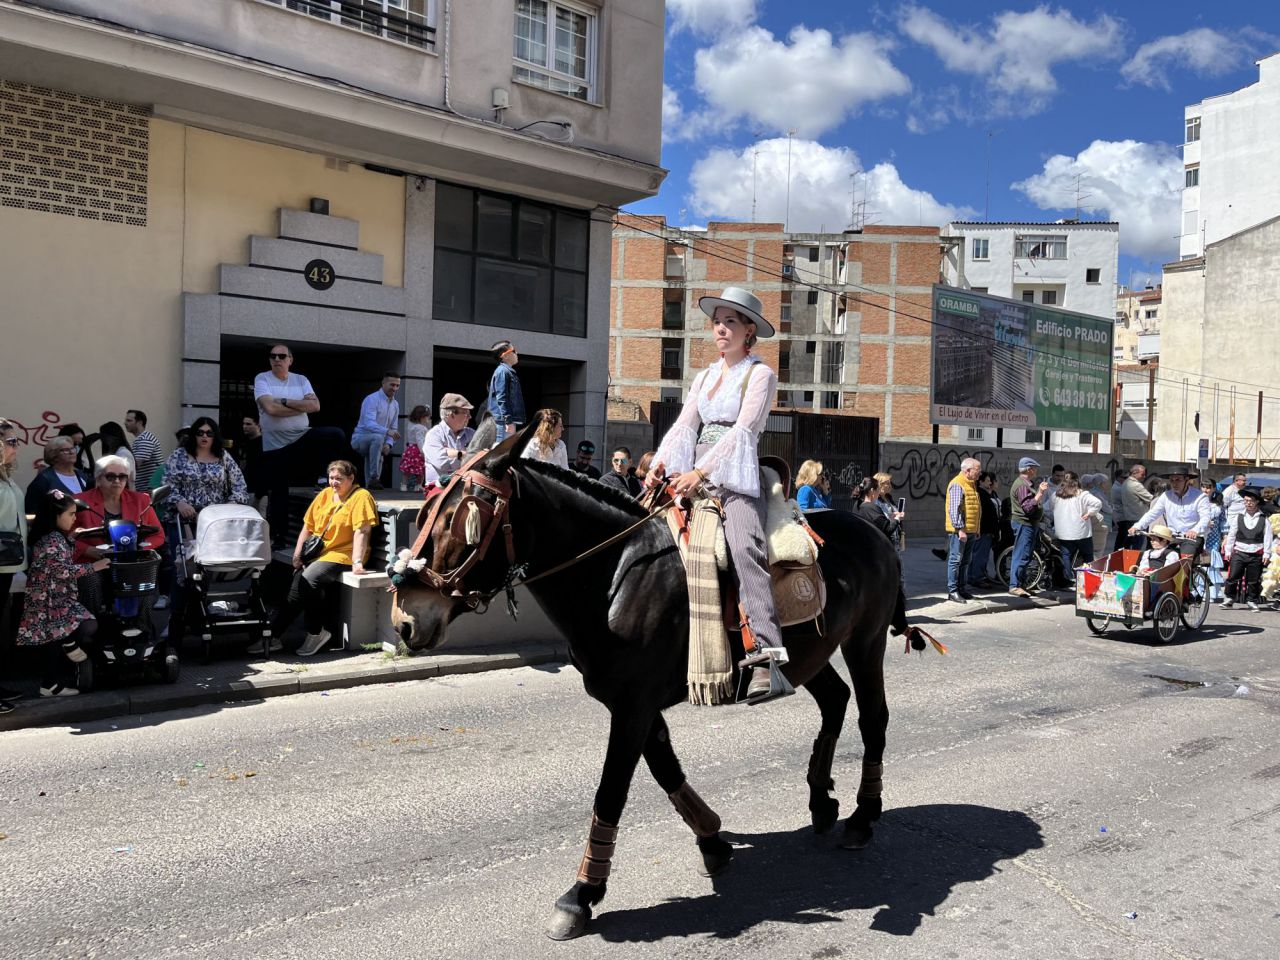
[73,455,166,563]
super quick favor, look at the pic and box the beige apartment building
[609,216,943,442]
[1113,285,1161,364]
[0,0,664,480]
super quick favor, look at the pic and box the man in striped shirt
[125,409,162,490]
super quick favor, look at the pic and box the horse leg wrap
[807,734,838,793]
[856,761,883,801]
[575,811,619,884]
[668,781,722,838]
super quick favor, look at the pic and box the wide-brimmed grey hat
[698,286,775,338]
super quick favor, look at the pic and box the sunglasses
[1,437,19,448]
[612,457,630,464]
[102,472,129,482]
[269,352,290,360]
[194,429,214,437]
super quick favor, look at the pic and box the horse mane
[516,458,649,520]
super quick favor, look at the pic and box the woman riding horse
[647,286,782,701]
[391,413,934,941]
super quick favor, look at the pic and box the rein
[400,448,677,618]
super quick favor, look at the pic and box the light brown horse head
[391,416,543,651]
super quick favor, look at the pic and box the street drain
[1145,674,1209,690]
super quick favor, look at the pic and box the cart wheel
[1085,614,1111,636]
[76,657,95,693]
[1180,568,1211,630]
[1023,553,1045,592]
[164,652,181,684]
[1154,592,1180,643]
[996,548,1014,587]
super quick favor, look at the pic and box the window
[263,0,435,47]
[821,391,839,409]
[1078,432,1093,444]
[661,338,682,378]
[804,341,816,354]
[1014,235,1067,259]
[806,290,819,305]
[513,0,596,102]
[971,286,988,293]
[1022,290,1035,303]
[971,238,990,260]
[660,388,682,403]
[803,391,814,403]
[1185,166,1199,188]
[780,304,792,321]
[1042,290,1057,305]
[1186,116,1200,143]
[1085,268,1101,284]
[821,341,844,383]
[1024,429,1044,444]
[967,427,985,442]
[1144,308,1157,320]
[662,301,683,330]
[432,181,589,336]
[808,246,820,262]
[1183,209,1198,236]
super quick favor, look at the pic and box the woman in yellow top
[270,460,378,657]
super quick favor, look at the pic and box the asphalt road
[3,600,1279,960]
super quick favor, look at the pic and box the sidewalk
[1,538,1066,732]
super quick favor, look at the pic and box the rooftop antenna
[1073,174,1092,220]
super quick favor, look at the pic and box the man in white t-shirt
[254,343,349,546]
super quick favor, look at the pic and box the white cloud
[667,0,758,38]
[1121,28,1262,91]
[692,25,911,138]
[1012,139,1183,261]
[662,84,687,141]
[899,4,1124,115]
[687,138,974,232]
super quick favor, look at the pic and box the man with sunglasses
[599,446,642,497]
[254,344,349,546]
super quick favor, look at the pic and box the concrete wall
[32,0,664,168]
[880,441,1186,540]
[1157,218,1280,464]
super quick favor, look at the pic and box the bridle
[404,447,518,612]
[396,446,678,619]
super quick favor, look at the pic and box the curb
[910,589,1073,619]
[0,642,568,733]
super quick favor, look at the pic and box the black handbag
[298,499,339,564]
[0,495,23,566]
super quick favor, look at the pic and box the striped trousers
[696,444,781,650]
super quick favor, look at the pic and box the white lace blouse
[653,355,778,496]
[521,436,569,469]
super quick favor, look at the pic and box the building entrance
[432,346,574,433]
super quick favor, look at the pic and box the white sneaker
[1221,599,1235,609]
[296,628,332,657]
[1248,601,1261,612]
[39,684,80,697]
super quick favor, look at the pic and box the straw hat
[1148,524,1176,542]
[698,286,775,338]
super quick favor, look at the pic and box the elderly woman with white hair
[73,455,165,564]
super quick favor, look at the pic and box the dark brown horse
[391,417,928,940]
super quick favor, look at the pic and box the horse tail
[889,584,948,656]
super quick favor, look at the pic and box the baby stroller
[176,504,273,661]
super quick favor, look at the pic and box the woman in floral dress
[18,490,110,696]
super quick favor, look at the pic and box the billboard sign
[930,285,1112,433]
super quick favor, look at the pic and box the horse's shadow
[592,803,1042,942]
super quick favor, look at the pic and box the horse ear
[479,415,543,477]
[468,417,497,454]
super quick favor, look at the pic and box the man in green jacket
[1008,457,1051,597]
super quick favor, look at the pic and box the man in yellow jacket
[945,457,982,603]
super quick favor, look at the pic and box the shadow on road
[590,803,1043,942]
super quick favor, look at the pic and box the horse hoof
[546,905,590,941]
[696,835,734,877]
[840,821,873,850]
[811,799,840,835]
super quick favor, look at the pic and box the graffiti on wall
[884,444,1123,500]
[4,411,70,471]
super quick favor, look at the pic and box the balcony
[261,0,436,49]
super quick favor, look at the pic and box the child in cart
[1131,524,1182,575]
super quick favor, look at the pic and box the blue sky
[628,1,1280,285]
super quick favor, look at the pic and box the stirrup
[737,647,794,705]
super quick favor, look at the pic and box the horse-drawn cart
[1074,547,1211,643]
